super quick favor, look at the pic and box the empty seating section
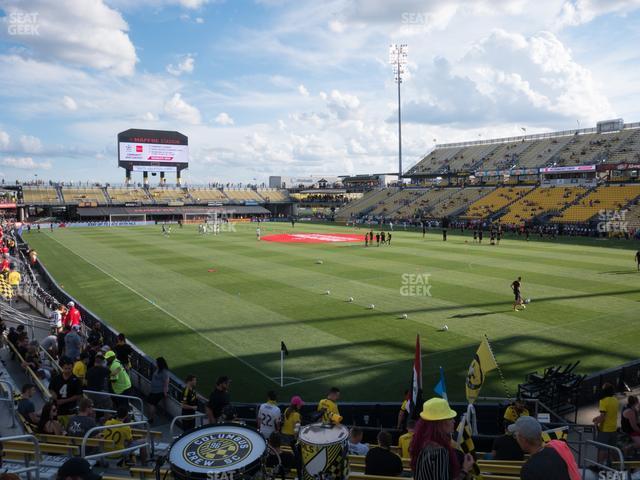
[499,186,586,224]
[428,187,488,218]
[552,184,640,223]
[22,187,60,205]
[408,147,461,174]
[336,189,395,219]
[257,189,290,202]
[606,129,640,164]
[393,188,453,218]
[625,203,640,228]
[369,189,425,216]
[223,188,264,202]
[107,187,152,204]
[60,187,108,205]
[188,188,228,203]
[148,188,190,203]
[519,136,572,168]
[462,186,533,219]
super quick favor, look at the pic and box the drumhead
[298,423,349,446]
[169,423,267,476]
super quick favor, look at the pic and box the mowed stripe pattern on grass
[24,223,640,402]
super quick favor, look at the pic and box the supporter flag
[465,336,498,404]
[0,278,14,299]
[281,341,289,356]
[456,415,482,478]
[407,334,423,419]
[542,427,568,443]
[433,366,448,401]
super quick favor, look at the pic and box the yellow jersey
[281,409,301,436]
[599,396,619,433]
[72,361,87,384]
[398,431,413,459]
[103,419,133,453]
[7,271,20,286]
[317,398,339,424]
[504,406,529,423]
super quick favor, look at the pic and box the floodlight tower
[390,44,407,184]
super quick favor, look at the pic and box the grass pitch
[24,223,640,403]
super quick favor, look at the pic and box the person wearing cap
[409,398,474,480]
[56,456,101,480]
[105,350,133,408]
[257,390,282,440]
[281,395,304,445]
[510,416,578,480]
[63,301,82,329]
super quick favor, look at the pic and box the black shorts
[514,292,521,301]
[148,392,164,406]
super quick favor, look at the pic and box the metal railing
[82,389,146,422]
[81,420,151,460]
[169,412,207,438]
[583,439,625,475]
[0,379,17,428]
[0,434,41,479]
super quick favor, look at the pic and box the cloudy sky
[0,0,639,184]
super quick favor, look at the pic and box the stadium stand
[148,187,191,204]
[625,202,640,229]
[257,188,291,202]
[336,189,396,219]
[223,188,264,203]
[106,187,153,205]
[499,186,587,225]
[60,187,109,205]
[368,188,425,217]
[188,187,228,203]
[21,186,62,205]
[605,128,640,164]
[462,186,534,219]
[552,183,640,223]
[427,187,489,219]
[392,188,455,219]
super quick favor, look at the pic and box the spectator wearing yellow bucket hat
[409,398,475,480]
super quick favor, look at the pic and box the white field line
[44,233,279,385]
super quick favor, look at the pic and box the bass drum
[297,423,349,480]
[169,423,267,480]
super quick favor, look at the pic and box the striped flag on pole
[407,334,423,419]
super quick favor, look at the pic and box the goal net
[107,213,147,226]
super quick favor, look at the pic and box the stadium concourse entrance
[74,205,271,224]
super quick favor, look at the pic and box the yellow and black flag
[456,417,482,478]
[542,427,568,443]
[465,336,498,404]
[0,278,14,300]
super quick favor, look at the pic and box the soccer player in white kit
[256,226,261,240]
[257,391,281,439]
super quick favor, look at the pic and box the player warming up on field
[636,250,640,271]
[512,276,525,311]
[256,226,261,241]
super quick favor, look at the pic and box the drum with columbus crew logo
[298,423,349,480]
[169,424,267,480]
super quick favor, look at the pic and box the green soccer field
[23,223,640,403]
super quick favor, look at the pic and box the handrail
[584,439,625,473]
[38,343,62,374]
[169,412,207,438]
[0,434,41,479]
[5,338,52,400]
[0,379,18,428]
[81,420,151,460]
[82,389,145,422]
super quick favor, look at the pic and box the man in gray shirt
[67,397,97,438]
[64,326,82,361]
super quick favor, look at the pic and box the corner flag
[465,336,498,404]
[281,341,289,356]
[407,334,423,419]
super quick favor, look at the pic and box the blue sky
[0,0,639,185]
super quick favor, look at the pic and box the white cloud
[0,0,138,76]
[0,156,51,170]
[557,0,640,27]
[19,135,43,153]
[324,89,361,119]
[298,84,309,96]
[142,112,157,121]
[163,93,201,124]
[0,130,9,150]
[62,95,78,111]
[195,17,205,23]
[166,54,195,76]
[215,112,235,125]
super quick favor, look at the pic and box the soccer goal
[107,213,147,226]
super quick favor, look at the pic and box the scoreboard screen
[118,129,188,170]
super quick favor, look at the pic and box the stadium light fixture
[389,44,407,184]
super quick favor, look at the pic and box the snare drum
[169,423,267,480]
[298,423,349,480]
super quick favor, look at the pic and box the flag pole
[280,347,284,387]
[484,334,511,400]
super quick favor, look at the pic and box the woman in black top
[409,398,474,480]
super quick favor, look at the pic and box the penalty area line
[43,233,279,385]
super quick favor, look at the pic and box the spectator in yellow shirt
[593,383,619,463]
[317,387,341,424]
[104,406,148,466]
[72,352,89,386]
[281,395,304,445]
[503,398,529,428]
[398,419,415,459]
[7,265,20,294]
